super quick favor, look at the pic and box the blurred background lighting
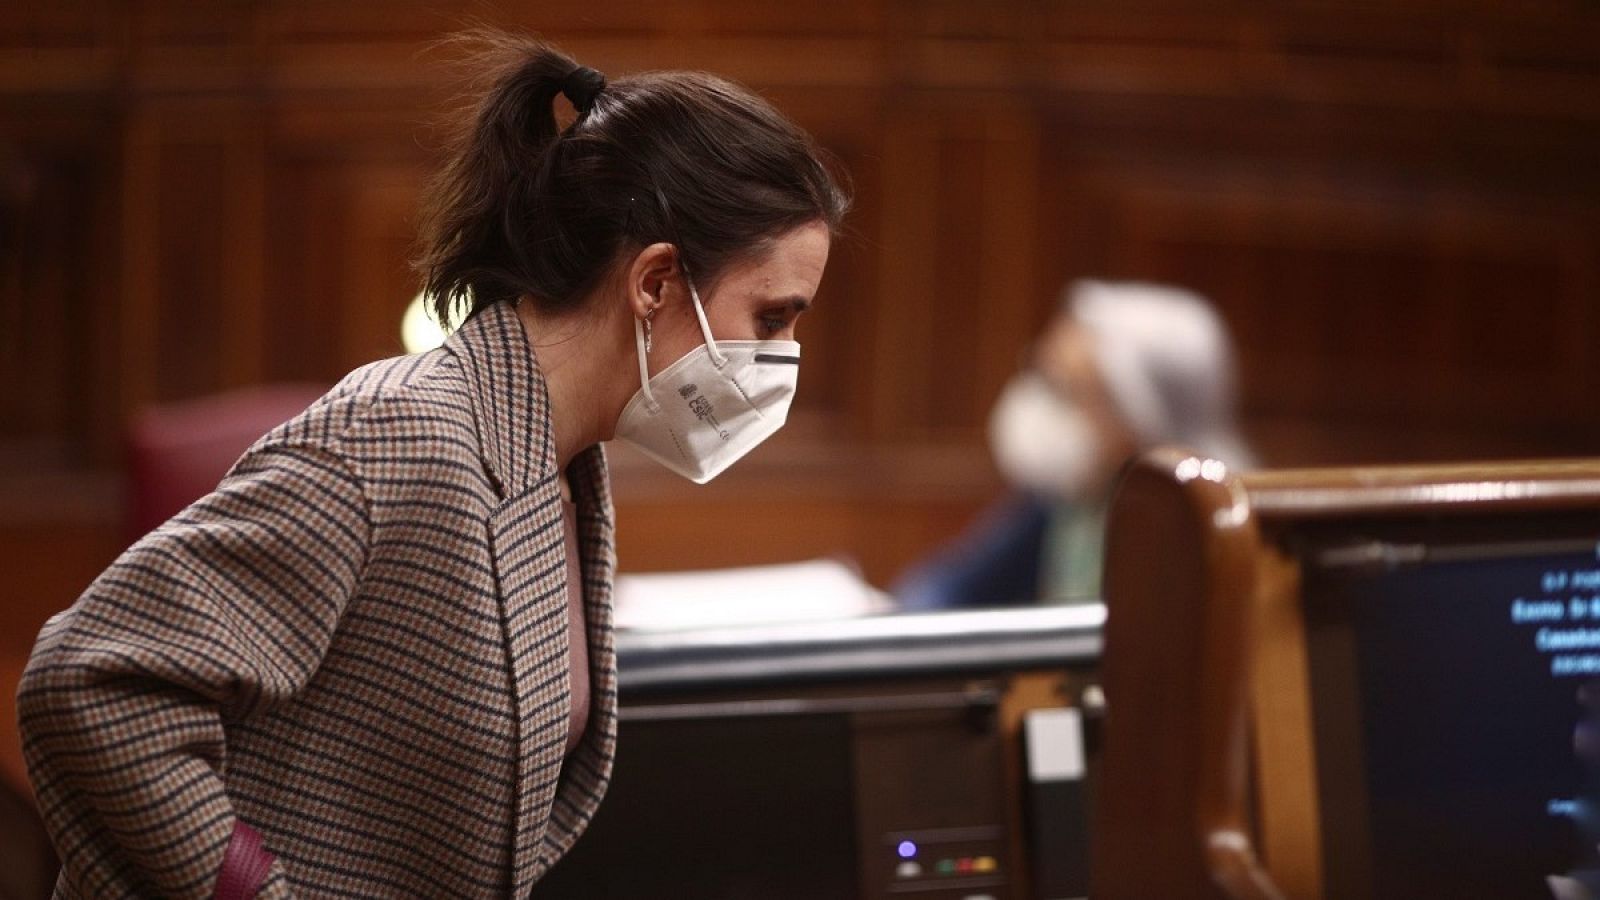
[401,292,447,354]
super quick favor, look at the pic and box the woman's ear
[625,242,679,322]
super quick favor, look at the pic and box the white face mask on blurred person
[988,371,1105,502]
[614,276,800,484]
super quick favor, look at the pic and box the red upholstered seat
[126,384,329,539]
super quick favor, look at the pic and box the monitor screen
[1306,536,1600,900]
[536,714,859,899]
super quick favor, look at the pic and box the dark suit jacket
[18,300,619,898]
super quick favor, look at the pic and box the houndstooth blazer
[18,300,619,898]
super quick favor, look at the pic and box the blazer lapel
[486,486,571,891]
[539,442,619,865]
[448,302,591,892]
[444,301,548,501]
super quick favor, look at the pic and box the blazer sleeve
[16,441,371,899]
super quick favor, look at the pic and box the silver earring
[643,311,654,354]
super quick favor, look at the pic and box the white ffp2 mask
[989,370,1102,501]
[614,279,799,484]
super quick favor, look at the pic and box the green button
[935,859,956,875]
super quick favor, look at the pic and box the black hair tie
[561,65,606,116]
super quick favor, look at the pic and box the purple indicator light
[897,841,917,859]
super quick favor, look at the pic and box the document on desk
[614,558,893,631]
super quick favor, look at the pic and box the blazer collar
[444,300,555,499]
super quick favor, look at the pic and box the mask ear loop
[685,276,728,369]
[633,317,660,413]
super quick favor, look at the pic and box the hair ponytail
[417,36,581,326]
[414,29,849,330]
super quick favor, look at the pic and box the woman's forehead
[720,222,831,299]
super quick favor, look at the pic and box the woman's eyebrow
[770,294,811,313]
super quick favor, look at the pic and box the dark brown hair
[415,32,851,327]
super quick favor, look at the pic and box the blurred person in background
[17,33,848,899]
[894,279,1251,610]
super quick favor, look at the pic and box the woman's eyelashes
[758,311,790,336]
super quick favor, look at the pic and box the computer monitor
[1093,452,1600,900]
[1303,520,1600,898]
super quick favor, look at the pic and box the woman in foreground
[19,32,848,898]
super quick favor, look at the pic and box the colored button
[936,859,957,875]
[956,857,974,873]
[973,855,998,873]
[896,861,923,879]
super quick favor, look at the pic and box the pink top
[560,497,590,755]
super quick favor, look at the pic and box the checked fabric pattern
[19,301,618,898]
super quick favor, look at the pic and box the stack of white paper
[613,558,893,631]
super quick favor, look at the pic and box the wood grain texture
[2,0,1600,622]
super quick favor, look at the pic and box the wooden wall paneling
[1138,188,1443,424]
[130,1,252,49]
[1108,182,1600,461]
[266,96,433,379]
[1563,227,1600,406]
[854,490,1000,589]
[1039,9,1250,101]
[84,119,126,460]
[1362,205,1580,430]
[828,127,887,436]
[0,139,101,442]
[221,106,266,390]
[1,519,121,657]
[939,104,1039,434]
[9,9,1600,888]
[262,0,887,44]
[0,147,34,433]
[1266,11,1465,112]
[927,116,988,433]
[3,0,1600,582]
[497,0,701,37]
[611,475,996,587]
[971,113,1043,427]
[38,154,90,439]
[870,95,1046,440]
[152,132,227,402]
[0,97,131,457]
[378,23,888,95]
[1460,20,1600,122]
[137,100,271,404]
[0,2,121,50]
[1416,199,1483,433]
[340,161,427,368]
[872,108,942,439]
[264,155,351,384]
[270,95,439,153]
[800,170,878,427]
[0,4,122,97]
[0,146,26,433]
[894,0,1029,43]
[264,39,434,97]
[118,107,161,416]
[0,507,125,792]
[1438,230,1574,420]
[260,1,482,45]
[754,88,886,430]
[1030,144,1116,326]
[690,0,889,37]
